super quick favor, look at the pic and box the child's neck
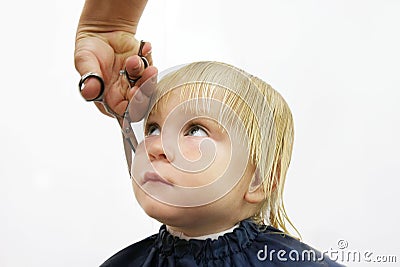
[166,223,239,241]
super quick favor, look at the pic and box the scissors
[78,41,150,175]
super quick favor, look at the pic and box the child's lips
[142,171,174,186]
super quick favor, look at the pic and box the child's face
[131,86,256,230]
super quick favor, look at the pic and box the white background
[1,1,399,266]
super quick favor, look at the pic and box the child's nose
[145,136,170,162]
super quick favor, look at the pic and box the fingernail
[144,42,152,56]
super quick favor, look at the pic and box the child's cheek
[180,137,216,161]
[179,138,204,162]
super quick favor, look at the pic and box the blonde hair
[150,61,298,237]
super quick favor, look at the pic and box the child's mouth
[142,171,174,186]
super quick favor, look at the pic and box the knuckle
[74,49,94,68]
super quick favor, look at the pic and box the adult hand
[74,0,157,117]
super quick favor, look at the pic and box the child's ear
[244,168,265,204]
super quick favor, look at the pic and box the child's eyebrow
[189,116,222,128]
[143,111,160,128]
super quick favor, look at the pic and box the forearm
[78,0,148,34]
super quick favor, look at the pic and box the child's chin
[139,196,207,226]
[135,189,181,221]
[145,205,191,226]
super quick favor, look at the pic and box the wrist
[79,0,148,34]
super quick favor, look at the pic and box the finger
[126,66,158,122]
[141,41,153,66]
[74,49,104,101]
[125,55,145,82]
[124,42,153,82]
[130,66,158,97]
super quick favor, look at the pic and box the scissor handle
[78,72,105,102]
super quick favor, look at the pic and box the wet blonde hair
[151,61,297,236]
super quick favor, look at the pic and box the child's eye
[186,125,208,137]
[146,124,161,136]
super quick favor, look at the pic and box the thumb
[74,49,104,101]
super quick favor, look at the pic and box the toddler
[101,61,343,266]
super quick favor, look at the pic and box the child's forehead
[148,85,229,119]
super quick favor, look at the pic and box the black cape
[101,219,344,266]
